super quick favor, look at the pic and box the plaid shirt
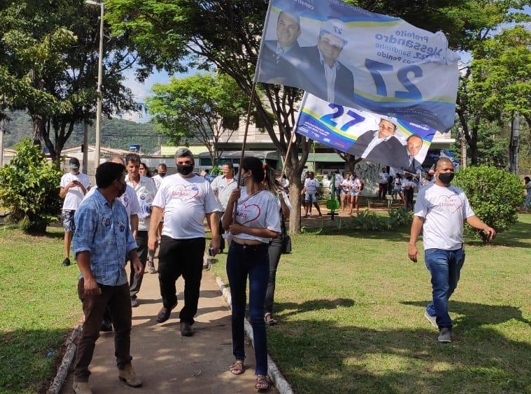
[73,190,137,286]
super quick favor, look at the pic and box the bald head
[436,157,453,170]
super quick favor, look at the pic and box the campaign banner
[296,93,437,173]
[256,0,460,132]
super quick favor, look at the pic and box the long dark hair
[241,157,276,191]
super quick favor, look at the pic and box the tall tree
[146,73,249,166]
[458,25,531,164]
[106,0,529,229]
[0,0,142,164]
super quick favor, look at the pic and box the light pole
[86,0,104,172]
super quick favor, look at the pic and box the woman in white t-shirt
[222,157,281,391]
[340,172,352,212]
[349,174,362,215]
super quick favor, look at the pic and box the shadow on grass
[269,308,531,393]
[275,298,355,317]
[402,300,531,329]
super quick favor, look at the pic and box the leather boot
[118,362,142,388]
[73,380,93,394]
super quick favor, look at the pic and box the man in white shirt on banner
[148,148,220,337]
[408,158,496,343]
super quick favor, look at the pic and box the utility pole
[82,121,89,174]
[459,126,467,169]
[509,112,520,174]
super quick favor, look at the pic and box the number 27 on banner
[365,58,423,100]
[320,104,366,132]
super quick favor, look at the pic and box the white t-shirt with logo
[60,172,91,211]
[153,173,221,239]
[126,174,158,231]
[231,189,281,244]
[304,178,319,195]
[83,185,140,219]
[414,184,475,250]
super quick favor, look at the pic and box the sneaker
[424,311,438,328]
[438,328,452,343]
[100,320,113,332]
[147,261,157,274]
[131,298,139,308]
[61,258,71,267]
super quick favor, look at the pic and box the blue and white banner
[296,93,437,172]
[257,0,460,132]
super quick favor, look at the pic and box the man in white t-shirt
[408,158,496,343]
[147,148,220,337]
[59,157,91,267]
[210,162,238,253]
[125,153,158,307]
[302,171,322,218]
[152,163,167,189]
[378,168,389,200]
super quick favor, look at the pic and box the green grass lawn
[1,216,531,394]
[0,225,80,394]
[212,215,531,394]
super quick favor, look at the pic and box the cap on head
[69,157,80,169]
[320,19,348,47]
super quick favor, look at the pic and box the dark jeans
[404,188,414,211]
[378,183,388,199]
[218,216,225,251]
[226,242,269,376]
[425,248,465,330]
[158,236,205,324]
[74,280,132,382]
[265,238,283,315]
[130,231,148,300]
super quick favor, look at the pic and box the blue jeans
[425,248,465,330]
[226,242,269,376]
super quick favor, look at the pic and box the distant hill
[2,111,167,155]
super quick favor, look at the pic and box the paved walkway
[58,266,280,394]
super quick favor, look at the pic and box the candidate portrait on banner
[256,0,460,132]
[347,117,409,169]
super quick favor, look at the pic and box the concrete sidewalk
[57,266,280,394]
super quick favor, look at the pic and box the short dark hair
[158,163,167,170]
[96,162,125,189]
[222,161,234,170]
[125,153,141,165]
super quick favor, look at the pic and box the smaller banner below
[295,93,437,173]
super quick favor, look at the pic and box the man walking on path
[71,162,143,394]
[125,153,158,307]
[408,157,496,343]
[148,147,221,337]
[210,162,238,253]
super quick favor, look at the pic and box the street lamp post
[86,0,104,172]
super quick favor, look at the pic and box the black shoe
[61,258,71,267]
[156,302,177,323]
[131,298,139,308]
[100,320,113,332]
[180,321,193,337]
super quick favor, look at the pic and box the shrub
[454,165,522,241]
[0,139,62,234]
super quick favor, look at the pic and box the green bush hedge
[0,139,62,234]
[454,165,522,241]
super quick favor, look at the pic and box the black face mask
[438,172,454,184]
[176,164,194,176]
[116,181,127,197]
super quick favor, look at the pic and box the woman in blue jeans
[222,157,281,391]
[264,180,291,325]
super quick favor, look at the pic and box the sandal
[264,313,277,325]
[255,374,270,391]
[229,359,245,375]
